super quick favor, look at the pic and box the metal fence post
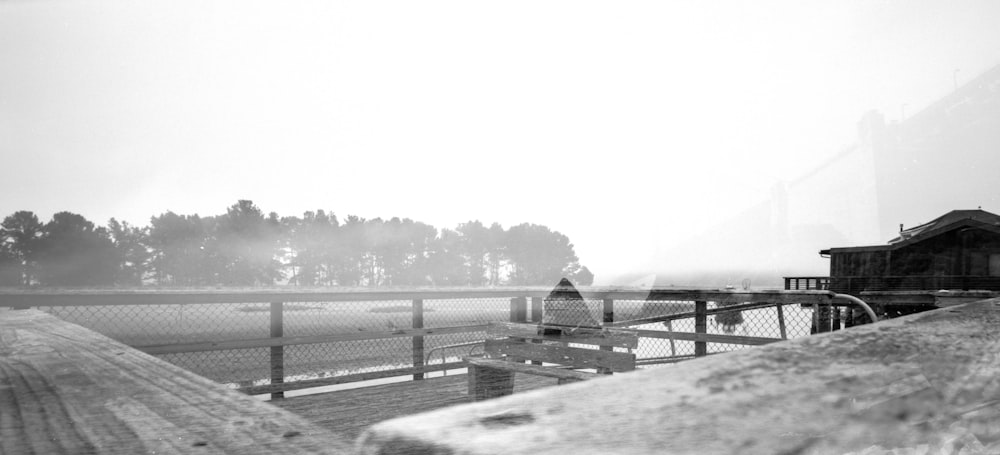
[695,301,707,357]
[270,302,284,400]
[412,299,424,380]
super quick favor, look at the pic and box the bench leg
[468,364,515,401]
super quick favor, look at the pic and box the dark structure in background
[821,209,1000,295]
[786,209,1000,327]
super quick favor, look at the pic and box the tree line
[0,200,593,288]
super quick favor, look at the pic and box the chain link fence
[30,291,820,395]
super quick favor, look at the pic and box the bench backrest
[483,322,638,373]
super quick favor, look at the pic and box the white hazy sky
[2,0,1000,282]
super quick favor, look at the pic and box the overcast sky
[2,0,999,282]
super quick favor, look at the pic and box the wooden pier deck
[270,373,558,441]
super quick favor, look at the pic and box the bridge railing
[0,288,833,398]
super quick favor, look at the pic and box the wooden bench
[465,322,638,401]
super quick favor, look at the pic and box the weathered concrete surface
[357,298,1000,454]
[271,374,557,441]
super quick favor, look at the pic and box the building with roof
[820,208,1000,296]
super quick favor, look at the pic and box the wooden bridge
[3,289,998,453]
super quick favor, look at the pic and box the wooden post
[602,299,614,326]
[811,303,832,334]
[784,277,790,290]
[270,302,284,400]
[412,299,424,381]
[510,297,527,323]
[776,303,787,340]
[811,303,819,334]
[531,297,543,323]
[694,301,707,357]
[509,297,528,364]
[832,306,841,331]
[819,305,831,333]
[598,299,615,374]
[531,297,543,365]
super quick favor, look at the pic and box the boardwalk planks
[0,309,352,454]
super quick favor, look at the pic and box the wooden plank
[484,339,636,373]
[633,329,782,346]
[608,301,792,327]
[0,309,351,454]
[694,301,707,357]
[465,357,600,382]
[240,362,467,396]
[488,322,639,349]
[358,297,1000,454]
[270,301,284,399]
[412,299,424,381]
[137,324,488,355]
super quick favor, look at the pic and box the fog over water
[2,1,1000,285]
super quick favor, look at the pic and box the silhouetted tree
[334,215,367,286]
[283,210,341,285]
[392,219,437,286]
[570,265,595,286]
[1,211,43,285]
[107,218,151,286]
[3,205,594,288]
[485,222,506,285]
[456,221,489,286]
[505,223,581,285]
[147,211,216,285]
[213,200,283,285]
[35,212,117,286]
[0,240,20,286]
[426,228,468,285]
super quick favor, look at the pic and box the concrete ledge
[357,298,1000,454]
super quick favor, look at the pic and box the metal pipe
[831,293,878,323]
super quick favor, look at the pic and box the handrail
[424,340,484,377]
[831,293,879,322]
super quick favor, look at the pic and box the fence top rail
[0,287,839,307]
[0,309,353,453]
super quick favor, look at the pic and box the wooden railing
[787,275,1000,294]
[783,276,831,290]
[358,296,1000,454]
[0,288,842,398]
